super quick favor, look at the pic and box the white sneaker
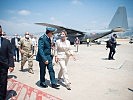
[66,83,71,90]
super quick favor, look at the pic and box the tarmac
[7,39,133,100]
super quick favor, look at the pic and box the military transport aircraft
[35,6,128,44]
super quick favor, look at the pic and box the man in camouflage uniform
[19,32,34,74]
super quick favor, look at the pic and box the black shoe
[28,69,34,74]
[111,57,115,60]
[51,84,60,89]
[40,82,48,88]
[108,58,111,60]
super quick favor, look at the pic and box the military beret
[46,27,56,32]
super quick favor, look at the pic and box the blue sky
[0,0,133,35]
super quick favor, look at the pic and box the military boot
[28,69,34,74]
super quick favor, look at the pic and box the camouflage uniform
[19,37,34,73]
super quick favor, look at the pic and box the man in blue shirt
[36,27,60,89]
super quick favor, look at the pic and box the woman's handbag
[65,50,72,57]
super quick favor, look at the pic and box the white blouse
[55,39,73,58]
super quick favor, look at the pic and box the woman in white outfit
[55,30,75,90]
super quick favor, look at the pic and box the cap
[46,27,56,32]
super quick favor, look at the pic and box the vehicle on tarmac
[36,6,128,44]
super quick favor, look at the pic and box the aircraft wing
[89,27,125,42]
[35,23,85,36]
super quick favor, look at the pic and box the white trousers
[58,57,70,85]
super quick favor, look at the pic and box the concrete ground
[7,39,133,100]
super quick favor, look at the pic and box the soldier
[18,32,34,74]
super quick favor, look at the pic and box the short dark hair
[0,26,2,34]
[113,34,116,36]
[0,25,2,32]
[46,30,50,34]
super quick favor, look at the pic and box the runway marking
[7,79,61,100]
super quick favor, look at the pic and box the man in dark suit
[0,25,15,100]
[36,27,60,89]
[108,34,117,60]
[11,34,20,62]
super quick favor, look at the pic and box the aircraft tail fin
[108,6,128,30]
